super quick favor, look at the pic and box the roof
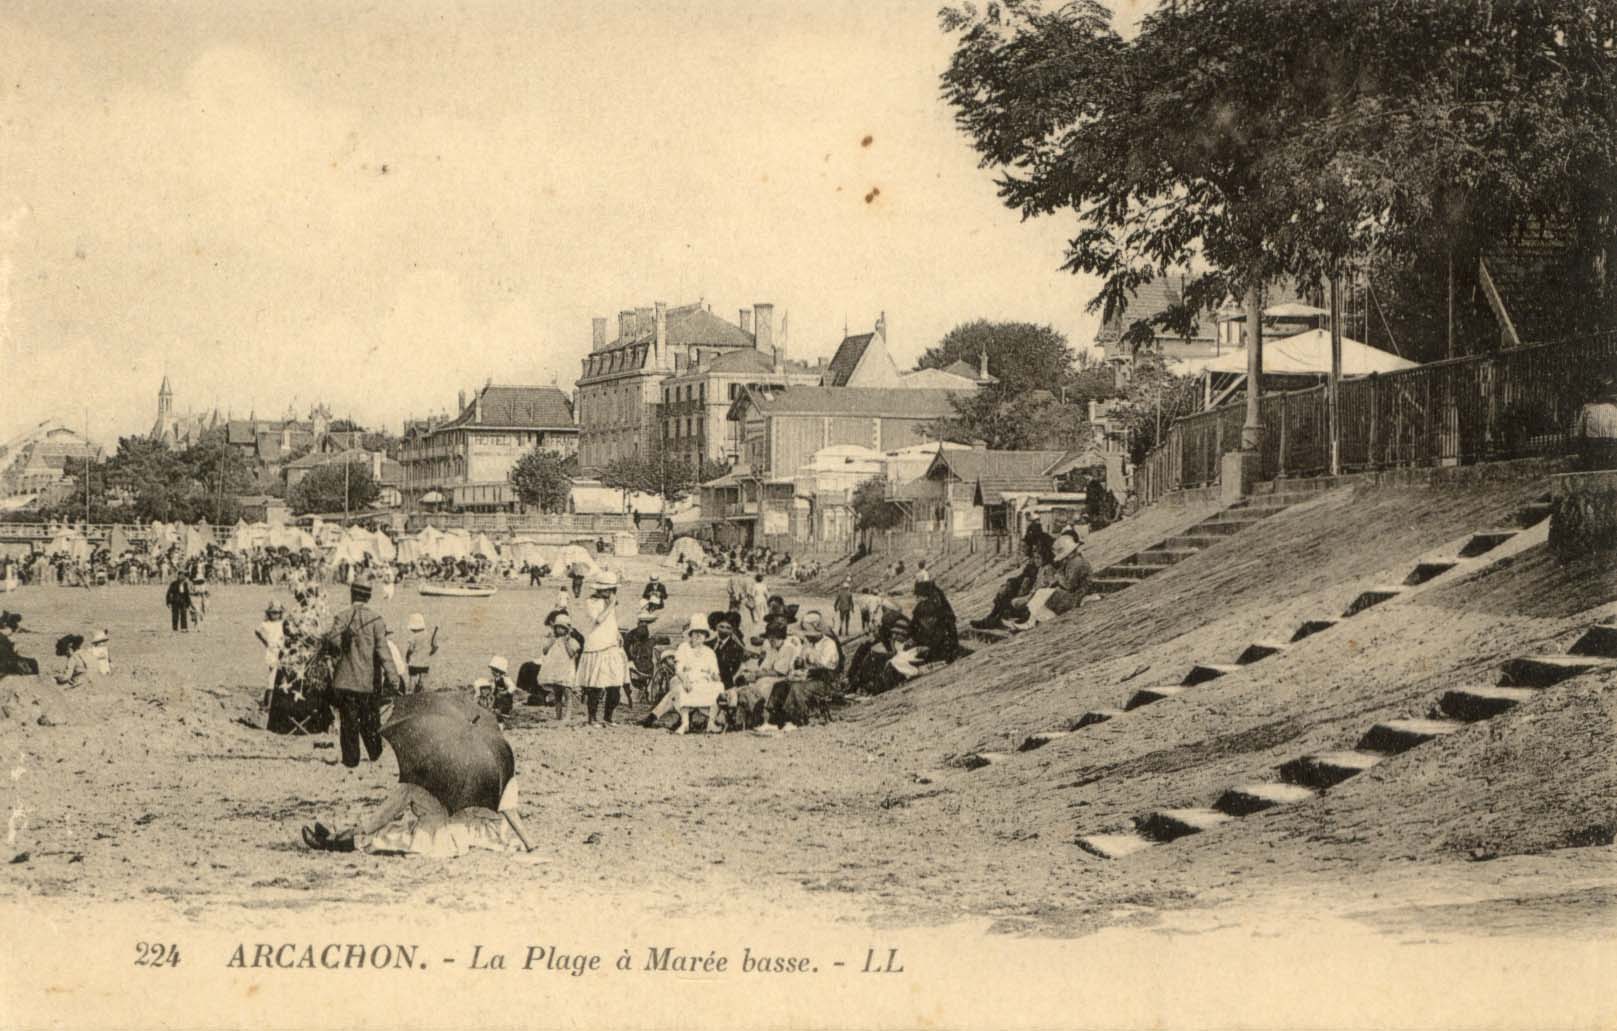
[736,386,969,420]
[900,367,980,390]
[678,347,814,378]
[1097,273,1217,343]
[941,359,997,384]
[927,448,1065,505]
[439,385,576,430]
[285,448,374,471]
[1200,329,1418,377]
[824,333,876,387]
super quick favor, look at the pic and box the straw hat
[488,655,509,674]
[407,613,427,631]
[636,604,658,622]
[685,614,711,638]
[588,570,620,592]
[799,611,826,637]
[1051,534,1080,562]
[91,628,109,645]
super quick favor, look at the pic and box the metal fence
[1135,332,1616,502]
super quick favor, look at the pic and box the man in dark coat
[321,578,400,769]
[709,613,748,690]
[165,572,192,632]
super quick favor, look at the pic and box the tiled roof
[439,385,575,430]
[744,387,968,419]
[1097,274,1217,343]
[285,448,371,470]
[901,367,979,389]
[824,333,876,387]
[695,347,813,376]
[930,449,1065,485]
[941,359,996,383]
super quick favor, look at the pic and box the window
[699,383,706,403]
[730,383,739,401]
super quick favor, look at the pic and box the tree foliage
[915,319,1077,396]
[939,0,1617,360]
[1109,362,1205,465]
[43,434,256,524]
[599,443,728,507]
[287,461,380,516]
[510,448,575,513]
[851,476,903,533]
[917,319,1101,449]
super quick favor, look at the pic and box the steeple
[157,375,173,418]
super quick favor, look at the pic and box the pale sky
[0,0,1126,446]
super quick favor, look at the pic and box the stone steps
[1104,564,1165,581]
[1133,548,1199,567]
[1181,663,1240,686]
[1018,730,1069,752]
[1343,586,1403,617]
[1124,685,1185,710]
[1290,619,1338,643]
[1072,708,1123,729]
[1091,578,1137,594]
[1403,560,1458,586]
[1164,534,1224,551]
[1192,518,1264,536]
[1437,685,1541,722]
[1357,717,1464,755]
[1278,749,1384,789]
[1213,782,1317,816]
[1458,529,1518,558]
[1236,640,1287,665]
[1499,654,1617,687]
[1514,500,1553,528]
[1136,807,1232,842]
[1568,623,1617,659]
[1076,832,1155,860]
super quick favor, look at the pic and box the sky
[0,0,1134,446]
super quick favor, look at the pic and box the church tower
[151,375,175,443]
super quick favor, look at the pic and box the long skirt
[575,646,629,689]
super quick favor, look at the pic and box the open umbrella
[381,692,513,813]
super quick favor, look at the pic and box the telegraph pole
[1328,274,1343,476]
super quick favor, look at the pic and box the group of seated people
[971,522,1093,632]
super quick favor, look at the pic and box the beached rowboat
[417,583,497,599]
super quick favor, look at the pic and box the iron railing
[1134,331,1616,502]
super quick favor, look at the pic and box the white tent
[1201,330,1417,377]
[395,537,421,564]
[268,524,316,551]
[665,536,706,567]
[46,530,90,562]
[435,531,471,560]
[556,543,595,573]
[506,538,555,568]
[183,523,211,559]
[372,529,396,562]
[473,533,500,561]
[327,538,370,566]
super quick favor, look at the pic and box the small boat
[418,583,498,599]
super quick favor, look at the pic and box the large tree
[600,443,728,508]
[916,319,1077,396]
[940,0,1617,416]
[287,461,380,516]
[510,448,575,513]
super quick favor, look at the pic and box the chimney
[591,317,607,351]
[457,389,466,414]
[618,310,634,342]
[979,348,989,381]
[654,301,669,369]
[875,310,887,339]
[739,308,753,335]
[754,302,775,357]
[474,389,483,424]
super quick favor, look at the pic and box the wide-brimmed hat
[407,613,426,631]
[649,574,660,582]
[91,628,109,644]
[637,604,657,622]
[799,611,826,637]
[489,655,509,673]
[685,614,710,638]
[1051,534,1080,561]
[349,578,373,600]
[548,610,573,629]
[588,570,620,592]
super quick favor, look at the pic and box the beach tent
[107,526,131,558]
[1200,330,1417,377]
[183,523,211,559]
[327,538,370,566]
[46,530,90,562]
[665,536,706,568]
[435,531,471,561]
[372,529,396,562]
[555,543,594,572]
[508,539,556,569]
[149,521,179,549]
[473,533,500,561]
[268,524,316,551]
[395,537,421,564]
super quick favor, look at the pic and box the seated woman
[768,611,840,728]
[909,580,960,666]
[645,615,723,734]
[53,634,89,690]
[302,778,536,858]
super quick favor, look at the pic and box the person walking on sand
[322,577,401,769]
[255,603,285,705]
[164,570,192,633]
[404,613,436,693]
[568,570,628,727]
[833,578,855,638]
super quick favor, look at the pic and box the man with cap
[404,613,436,693]
[321,577,401,768]
[622,603,660,703]
[833,578,855,637]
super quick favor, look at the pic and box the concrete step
[1214,782,1318,816]
[1290,619,1338,643]
[1403,560,1458,586]
[1438,685,1540,722]
[961,626,1011,645]
[1343,586,1403,617]
[1358,718,1465,755]
[958,751,1010,771]
[1124,685,1185,710]
[1136,807,1232,842]
[1181,663,1240,686]
[1164,535,1223,551]
[1091,578,1136,594]
[1278,750,1384,789]
[1193,518,1263,536]
[1459,530,1517,558]
[1236,640,1288,665]
[1076,832,1155,860]
[1221,505,1290,521]
[1134,548,1199,567]
[1019,730,1069,752]
[1514,501,1553,528]
[1072,708,1124,730]
[1242,491,1318,507]
[1104,564,1164,581]
[1500,654,1617,687]
[1569,623,1617,659]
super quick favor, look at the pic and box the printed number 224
[135,943,181,967]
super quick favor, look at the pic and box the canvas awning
[1201,330,1418,377]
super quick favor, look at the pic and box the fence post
[1368,375,1380,469]
[1278,393,1289,479]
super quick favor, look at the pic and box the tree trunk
[1241,281,1264,450]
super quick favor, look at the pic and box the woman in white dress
[648,614,723,734]
[568,570,629,726]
